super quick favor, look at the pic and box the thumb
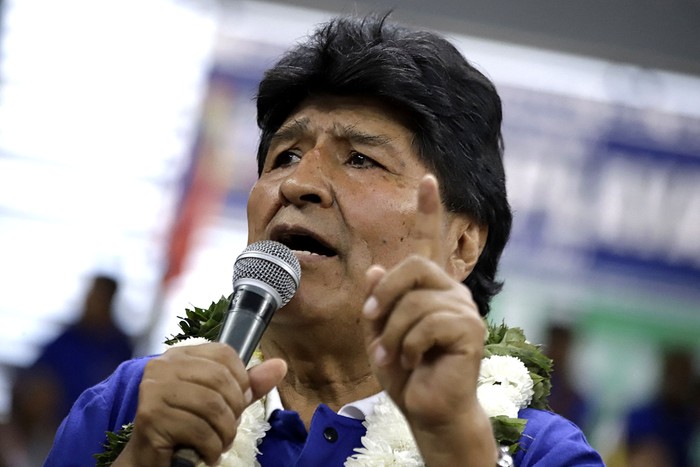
[248,358,287,402]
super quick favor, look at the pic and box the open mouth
[273,230,338,257]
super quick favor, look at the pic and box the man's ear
[446,216,488,282]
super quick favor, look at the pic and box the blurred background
[1,0,699,464]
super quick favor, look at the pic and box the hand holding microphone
[114,241,299,467]
[171,240,300,466]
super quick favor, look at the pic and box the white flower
[478,355,534,410]
[345,394,423,466]
[477,384,520,418]
[212,399,269,467]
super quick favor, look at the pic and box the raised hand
[362,174,497,466]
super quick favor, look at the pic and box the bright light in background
[0,0,219,416]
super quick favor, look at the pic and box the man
[32,275,133,420]
[45,14,603,466]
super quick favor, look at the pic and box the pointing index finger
[412,174,444,262]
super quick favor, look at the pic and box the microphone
[172,240,301,467]
[218,240,301,364]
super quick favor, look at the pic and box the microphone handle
[171,288,278,467]
[171,448,200,467]
[218,287,278,365]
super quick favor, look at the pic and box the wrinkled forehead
[272,95,417,147]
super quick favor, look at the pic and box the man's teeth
[293,249,322,256]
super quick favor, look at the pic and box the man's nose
[278,150,333,208]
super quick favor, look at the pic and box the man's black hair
[255,14,512,316]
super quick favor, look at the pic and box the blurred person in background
[29,274,134,420]
[624,347,697,467]
[0,368,62,466]
[544,322,592,433]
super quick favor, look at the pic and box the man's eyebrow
[332,123,393,147]
[269,118,394,147]
[270,118,310,145]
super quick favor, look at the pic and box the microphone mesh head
[233,240,301,306]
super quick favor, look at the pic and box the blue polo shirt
[44,356,604,466]
[259,405,366,465]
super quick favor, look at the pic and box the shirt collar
[264,387,385,421]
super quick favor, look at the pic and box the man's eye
[347,152,381,169]
[271,151,300,169]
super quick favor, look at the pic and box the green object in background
[582,302,700,348]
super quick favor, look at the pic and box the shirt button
[323,427,338,443]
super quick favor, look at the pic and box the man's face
[247,96,445,324]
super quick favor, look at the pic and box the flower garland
[345,393,422,466]
[95,296,552,466]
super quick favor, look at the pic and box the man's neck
[260,329,381,429]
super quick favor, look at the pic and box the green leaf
[491,415,527,452]
[164,295,231,345]
[94,423,133,466]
